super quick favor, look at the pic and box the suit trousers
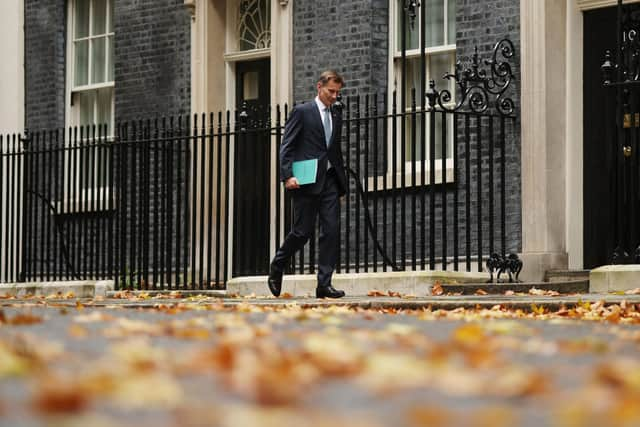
[271,169,340,288]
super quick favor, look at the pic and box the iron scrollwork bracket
[486,253,522,283]
[426,39,517,117]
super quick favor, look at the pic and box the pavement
[1,299,640,427]
[0,269,639,310]
[1,292,640,312]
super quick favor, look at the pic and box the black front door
[583,6,618,269]
[233,59,271,276]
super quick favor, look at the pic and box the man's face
[317,80,342,107]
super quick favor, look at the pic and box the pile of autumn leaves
[0,302,639,426]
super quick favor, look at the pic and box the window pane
[429,52,451,90]
[426,0,444,47]
[107,0,113,32]
[93,0,107,35]
[434,112,444,160]
[238,0,271,51]
[74,40,89,86]
[92,37,106,83]
[75,0,90,38]
[396,0,419,51]
[447,0,456,44]
[107,36,114,81]
[405,114,423,162]
[243,71,259,100]
[78,91,95,126]
[96,88,113,134]
[404,58,423,108]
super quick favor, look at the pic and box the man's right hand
[285,177,300,190]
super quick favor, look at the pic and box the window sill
[54,188,117,215]
[393,44,456,58]
[364,164,454,192]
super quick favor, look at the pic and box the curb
[0,281,114,298]
[4,294,638,312]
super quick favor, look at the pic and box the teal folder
[292,158,318,185]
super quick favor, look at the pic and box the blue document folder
[292,158,318,185]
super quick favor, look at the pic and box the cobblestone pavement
[0,300,639,427]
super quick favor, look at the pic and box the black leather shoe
[268,267,283,297]
[316,285,345,299]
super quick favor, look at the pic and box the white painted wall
[0,0,24,135]
[0,0,24,283]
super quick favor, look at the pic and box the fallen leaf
[368,290,386,297]
[32,378,89,414]
[68,324,89,339]
[432,282,444,296]
[475,289,488,296]
[5,313,43,326]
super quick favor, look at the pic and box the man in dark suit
[268,70,348,298]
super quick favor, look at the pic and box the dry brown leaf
[504,290,515,296]
[281,292,293,299]
[406,405,453,427]
[452,323,486,345]
[32,379,90,414]
[68,324,89,339]
[6,312,43,326]
[367,290,386,297]
[625,288,640,295]
[475,289,488,296]
[432,282,444,296]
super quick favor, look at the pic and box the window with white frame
[390,0,456,168]
[68,0,114,134]
[65,0,114,205]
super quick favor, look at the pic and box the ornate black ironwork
[403,0,420,29]
[426,39,517,117]
[486,253,522,283]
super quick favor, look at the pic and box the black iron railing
[0,38,520,288]
[0,103,519,288]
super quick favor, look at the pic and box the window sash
[394,0,455,54]
[72,0,114,90]
[65,0,116,208]
[388,0,457,181]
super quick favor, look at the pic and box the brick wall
[455,0,521,255]
[24,0,191,130]
[25,0,66,131]
[292,0,388,102]
[114,0,191,121]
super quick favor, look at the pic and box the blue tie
[323,107,332,147]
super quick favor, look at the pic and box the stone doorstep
[443,280,590,295]
[227,270,490,297]
[0,281,114,298]
[590,265,640,293]
[544,269,591,283]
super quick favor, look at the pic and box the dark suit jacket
[279,101,348,196]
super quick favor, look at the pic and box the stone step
[227,270,490,297]
[544,269,590,283]
[441,280,589,295]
